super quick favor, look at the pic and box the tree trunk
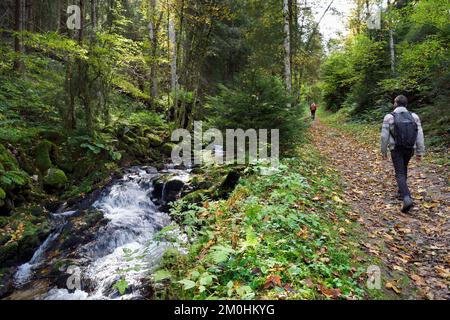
[55,0,61,32]
[66,63,77,130]
[168,8,179,123]
[78,0,93,134]
[91,0,97,31]
[169,18,178,95]
[387,0,396,76]
[283,0,292,96]
[149,0,159,102]
[13,0,25,72]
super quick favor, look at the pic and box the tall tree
[283,0,292,95]
[13,0,25,71]
[387,0,396,76]
[168,15,178,96]
[148,0,163,102]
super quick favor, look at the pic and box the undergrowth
[150,142,381,300]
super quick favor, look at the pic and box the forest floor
[310,117,449,300]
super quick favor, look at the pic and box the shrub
[206,70,304,152]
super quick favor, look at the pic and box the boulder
[163,179,185,204]
[146,133,164,147]
[190,176,214,191]
[43,168,68,191]
[217,170,241,198]
[151,176,186,206]
[161,143,177,157]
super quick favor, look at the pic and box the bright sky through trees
[317,0,354,42]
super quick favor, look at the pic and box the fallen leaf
[264,275,282,289]
[284,284,296,293]
[317,284,342,299]
[434,266,450,279]
[332,195,344,204]
[392,265,404,272]
[303,278,314,288]
[385,281,401,294]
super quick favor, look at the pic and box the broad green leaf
[113,278,129,296]
[153,269,172,282]
[178,279,196,290]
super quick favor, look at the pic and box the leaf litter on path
[310,121,449,300]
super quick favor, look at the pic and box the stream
[9,166,190,300]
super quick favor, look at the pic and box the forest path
[309,120,449,300]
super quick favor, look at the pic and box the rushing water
[12,166,189,300]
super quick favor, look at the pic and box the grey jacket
[381,107,426,156]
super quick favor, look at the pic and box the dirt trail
[310,120,449,300]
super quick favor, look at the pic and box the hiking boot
[402,196,414,213]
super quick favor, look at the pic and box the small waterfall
[12,167,188,300]
[14,231,61,287]
[14,210,79,287]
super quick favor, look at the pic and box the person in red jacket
[310,102,318,120]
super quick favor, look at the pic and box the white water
[13,167,188,300]
[14,231,61,287]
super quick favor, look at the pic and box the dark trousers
[311,111,316,120]
[391,147,414,198]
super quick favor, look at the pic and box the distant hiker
[310,102,318,120]
[381,95,425,213]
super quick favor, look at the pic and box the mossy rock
[35,140,53,174]
[217,170,241,199]
[161,143,177,157]
[0,144,19,172]
[43,168,68,191]
[182,189,212,204]
[0,242,18,266]
[146,133,164,147]
[190,176,214,190]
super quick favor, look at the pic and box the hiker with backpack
[310,102,318,120]
[381,95,425,213]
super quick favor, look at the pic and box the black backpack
[391,111,418,149]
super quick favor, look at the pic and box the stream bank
[1,161,242,300]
